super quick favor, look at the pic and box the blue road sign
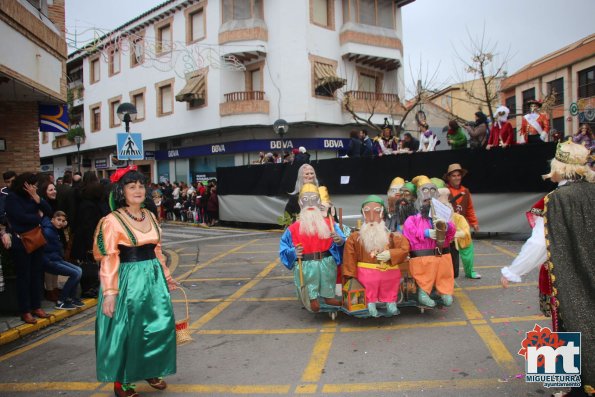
[117,133,144,160]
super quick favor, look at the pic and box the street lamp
[73,134,82,173]
[273,119,289,153]
[116,102,137,133]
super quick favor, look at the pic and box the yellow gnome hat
[411,175,432,188]
[318,186,331,205]
[389,177,405,189]
[299,183,320,198]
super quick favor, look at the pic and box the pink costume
[402,214,456,295]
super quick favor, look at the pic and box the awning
[175,73,206,103]
[314,62,346,92]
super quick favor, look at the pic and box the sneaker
[55,300,76,310]
[71,298,85,308]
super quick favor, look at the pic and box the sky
[65,0,595,96]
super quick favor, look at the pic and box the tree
[454,26,511,123]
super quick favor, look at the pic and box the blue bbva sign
[155,138,349,160]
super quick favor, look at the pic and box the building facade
[500,33,595,141]
[0,0,67,175]
[42,0,413,183]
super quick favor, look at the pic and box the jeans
[43,259,82,301]
[11,237,44,313]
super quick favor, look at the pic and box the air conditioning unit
[40,164,54,173]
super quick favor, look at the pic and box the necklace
[123,208,145,222]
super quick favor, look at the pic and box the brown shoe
[31,308,50,318]
[21,313,37,324]
[146,377,167,390]
[114,382,139,397]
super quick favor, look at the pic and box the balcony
[67,83,84,108]
[343,91,404,114]
[220,91,269,116]
[340,23,402,71]
[51,135,85,149]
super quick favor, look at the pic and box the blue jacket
[41,217,63,262]
[4,192,52,234]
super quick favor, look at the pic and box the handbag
[19,226,47,254]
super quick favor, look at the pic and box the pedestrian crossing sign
[117,133,144,160]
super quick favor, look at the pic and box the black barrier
[217,143,558,195]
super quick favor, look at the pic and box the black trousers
[450,242,460,278]
[11,238,44,313]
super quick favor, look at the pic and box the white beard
[359,221,389,253]
[299,207,331,238]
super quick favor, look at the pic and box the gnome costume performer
[402,176,456,307]
[386,178,417,233]
[279,183,345,313]
[342,196,409,317]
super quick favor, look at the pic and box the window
[108,48,120,76]
[156,79,175,117]
[578,66,594,99]
[186,5,206,44]
[552,117,564,136]
[130,32,145,67]
[246,61,264,92]
[310,0,334,29]
[522,88,535,114]
[42,131,48,144]
[310,56,346,99]
[505,95,516,115]
[358,73,377,92]
[89,103,101,132]
[222,0,263,22]
[155,19,173,55]
[176,69,208,109]
[130,88,146,121]
[108,96,122,128]
[342,0,394,29]
[90,57,100,84]
[547,78,564,106]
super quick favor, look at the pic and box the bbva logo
[324,139,344,148]
[212,144,226,153]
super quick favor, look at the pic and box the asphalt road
[0,223,554,396]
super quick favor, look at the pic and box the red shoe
[114,382,139,397]
[31,308,50,318]
[21,313,37,324]
[146,377,167,390]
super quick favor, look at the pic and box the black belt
[410,247,450,258]
[301,251,331,261]
[118,244,157,262]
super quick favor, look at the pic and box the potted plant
[66,125,85,142]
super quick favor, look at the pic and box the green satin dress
[94,211,176,383]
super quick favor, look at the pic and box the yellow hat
[299,183,320,198]
[318,186,331,204]
[389,177,405,189]
[411,175,432,188]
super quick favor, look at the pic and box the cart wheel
[329,311,337,321]
[419,307,425,314]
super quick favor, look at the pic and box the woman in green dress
[93,166,178,397]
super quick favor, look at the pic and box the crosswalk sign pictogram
[117,133,144,160]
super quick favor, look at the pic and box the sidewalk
[0,297,97,346]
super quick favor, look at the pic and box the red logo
[518,324,565,368]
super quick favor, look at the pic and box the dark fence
[217,143,557,196]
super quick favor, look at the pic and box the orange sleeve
[94,215,121,297]
[520,117,527,137]
[389,233,410,265]
[465,189,479,227]
[542,114,550,133]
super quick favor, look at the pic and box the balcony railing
[344,91,399,102]
[224,91,265,102]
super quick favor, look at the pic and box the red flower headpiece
[110,165,138,183]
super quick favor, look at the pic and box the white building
[42,0,413,183]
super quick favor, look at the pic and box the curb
[0,298,97,346]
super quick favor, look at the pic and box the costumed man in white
[520,99,550,144]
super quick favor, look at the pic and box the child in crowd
[41,211,84,310]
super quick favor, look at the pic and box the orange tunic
[93,210,172,296]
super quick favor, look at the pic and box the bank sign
[155,138,350,160]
